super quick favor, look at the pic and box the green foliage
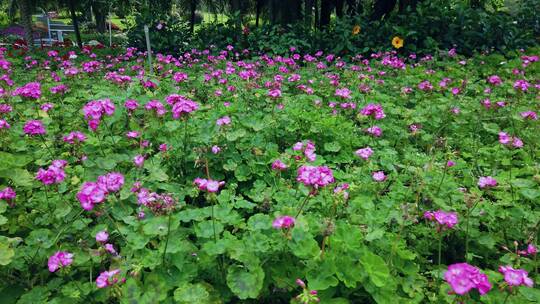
[0,43,539,303]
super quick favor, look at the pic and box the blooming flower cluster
[23,120,46,136]
[272,215,295,229]
[82,99,115,131]
[271,159,288,171]
[96,269,123,288]
[167,94,199,119]
[360,104,386,120]
[77,172,124,210]
[297,165,334,189]
[0,187,16,205]
[292,140,317,162]
[12,82,41,99]
[36,160,67,186]
[48,251,73,272]
[333,183,350,199]
[63,131,87,145]
[216,116,231,126]
[499,266,534,287]
[194,178,225,193]
[355,147,373,160]
[134,187,177,214]
[478,176,497,189]
[372,171,387,182]
[498,132,523,148]
[365,125,382,137]
[444,263,492,295]
[424,210,458,229]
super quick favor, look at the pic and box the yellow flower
[392,36,404,49]
[352,25,361,36]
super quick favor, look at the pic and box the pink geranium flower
[48,251,73,272]
[444,263,491,295]
[272,215,295,229]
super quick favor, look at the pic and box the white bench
[34,13,75,45]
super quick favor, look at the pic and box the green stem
[295,194,311,218]
[181,118,189,176]
[435,168,447,194]
[162,211,173,265]
[39,135,55,159]
[502,292,511,304]
[438,231,443,267]
[105,122,116,145]
[103,208,128,244]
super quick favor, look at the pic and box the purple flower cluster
[0,187,16,204]
[135,188,176,214]
[194,178,225,193]
[145,100,167,116]
[12,82,41,99]
[48,251,73,272]
[297,165,334,189]
[424,210,458,229]
[444,263,492,295]
[216,116,231,126]
[272,215,295,229]
[360,104,386,120]
[82,99,115,131]
[166,94,199,119]
[77,172,124,210]
[96,269,122,288]
[292,140,317,162]
[63,131,87,145]
[355,147,373,160]
[271,159,288,171]
[478,176,497,189]
[36,160,67,186]
[23,120,46,136]
[499,265,534,287]
[498,132,523,148]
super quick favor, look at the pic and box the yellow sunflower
[352,25,361,36]
[392,36,404,49]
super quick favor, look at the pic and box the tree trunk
[305,0,314,28]
[335,0,345,18]
[189,0,197,33]
[319,0,332,28]
[20,0,34,50]
[68,0,83,48]
[256,0,262,26]
[93,5,106,33]
[314,0,319,28]
[346,0,356,15]
[371,0,397,20]
[470,0,483,8]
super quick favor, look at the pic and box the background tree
[19,0,34,49]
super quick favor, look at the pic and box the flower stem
[162,211,173,265]
[181,118,189,176]
[295,194,311,218]
[103,208,127,244]
[438,231,443,267]
[39,135,55,159]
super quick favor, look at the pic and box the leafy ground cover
[0,45,539,303]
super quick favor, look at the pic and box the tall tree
[189,0,198,33]
[305,0,314,27]
[255,0,263,26]
[345,0,357,15]
[319,0,333,28]
[68,0,83,47]
[20,0,34,50]
[335,0,345,18]
[372,0,397,20]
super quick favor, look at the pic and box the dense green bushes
[125,0,539,56]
